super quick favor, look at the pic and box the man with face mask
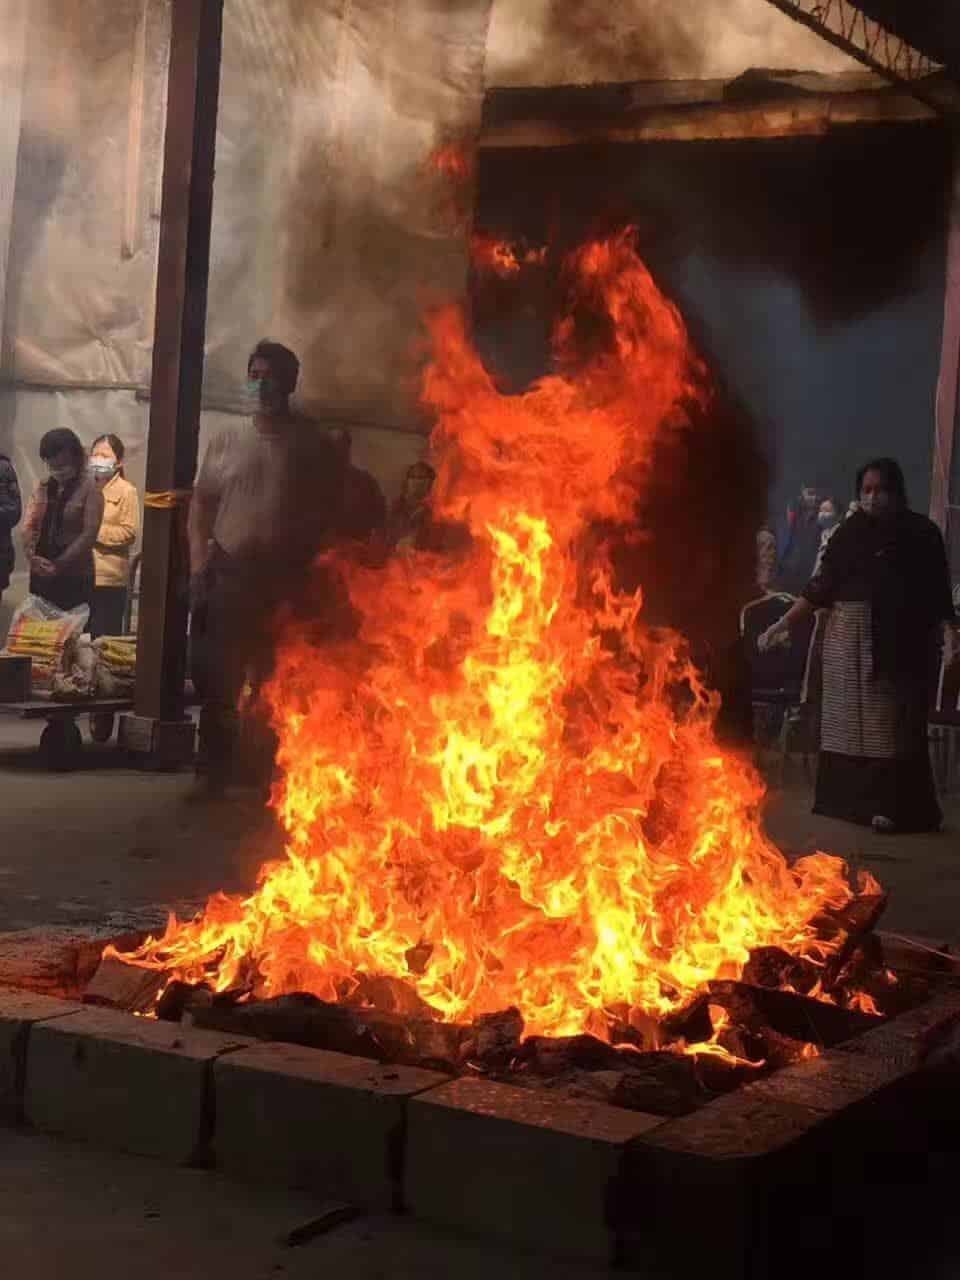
[188,341,344,798]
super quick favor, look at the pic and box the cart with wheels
[0,697,135,770]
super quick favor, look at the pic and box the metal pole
[125,0,223,763]
[0,0,28,371]
[931,130,960,579]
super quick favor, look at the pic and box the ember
[471,232,548,277]
[110,229,883,1062]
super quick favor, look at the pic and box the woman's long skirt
[814,601,941,832]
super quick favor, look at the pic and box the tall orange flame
[119,230,868,1037]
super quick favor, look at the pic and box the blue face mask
[246,375,276,398]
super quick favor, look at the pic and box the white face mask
[47,465,76,484]
[90,459,117,480]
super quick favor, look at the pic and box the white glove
[758,621,789,654]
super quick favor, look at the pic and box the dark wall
[473,124,950,534]
[471,122,950,732]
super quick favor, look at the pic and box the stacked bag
[95,634,137,697]
[2,596,89,695]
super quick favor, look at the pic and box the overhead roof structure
[762,0,958,105]
[480,68,937,149]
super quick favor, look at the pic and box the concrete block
[742,1048,907,1115]
[213,1042,448,1208]
[838,988,960,1070]
[620,1092,828,1277]
[24,1005,255,1163]
[405,1077,662,1263]
[629,1089,823,1170]
[0,990,81,1123]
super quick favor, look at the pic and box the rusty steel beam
[762,0,951,112]
[132,0,223,736]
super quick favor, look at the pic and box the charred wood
[156,979,212,1022]
[82,955,166,1014]
[660,996,714,1045]
[463,1007,524,1069]
[612,1052,707,1116]
[707,980,883,1047]
[743,946,820,994]
[516,1033,630,1075]
[816,892,888,991]
[339,973,438,1020]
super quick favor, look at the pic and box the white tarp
[6,0,492,409]
[0,0,493,624]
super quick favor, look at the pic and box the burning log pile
[87,882,940,1120]
[93,229,937,1120]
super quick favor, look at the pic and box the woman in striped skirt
[760,458,954,833]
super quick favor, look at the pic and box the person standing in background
[760,458,954,833]
[811,495,841,576]
[755,522,778,592]
[188,340,345,798]
[386,461,436,551]
[331,428,387,544]
[88,434,140,639]
[0,451,22,608]
[22,429,103,615]
[777,483,822,594]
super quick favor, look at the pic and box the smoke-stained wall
[485,0,859,86]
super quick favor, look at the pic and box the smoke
[485,0,858,88]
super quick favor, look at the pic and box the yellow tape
[144,489,193,510]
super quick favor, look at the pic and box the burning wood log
[742,946,820,995]
[461,1007,524,1070]
[706,980,883,1048]
[339,973,438,1020]
[611,1052,707,1117]
[816,890,889,993]
[187,991,406,1062]
[82,954,166,1014]
[516,1033,632,1075]
[169,987,469,1071]
[659,996,714,1046]
[156,979,212,1023]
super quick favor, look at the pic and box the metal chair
[930,622,960,795]
[740,593,819,786]
[123,552,142,637]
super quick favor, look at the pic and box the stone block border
[3,984,960,1265]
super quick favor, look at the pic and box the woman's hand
[758,620,790,654]
[30,555,57,578]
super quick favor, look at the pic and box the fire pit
[85,881,911,1121]
[56,230,959,1266]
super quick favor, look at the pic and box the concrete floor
[1,722,960,1277]
[0,1130,602,1280]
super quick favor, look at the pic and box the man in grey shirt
[188,340,344,798]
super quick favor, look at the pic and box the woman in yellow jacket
[88,434,140,639]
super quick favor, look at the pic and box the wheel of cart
[39,718,84,771]
[0,699,135,771]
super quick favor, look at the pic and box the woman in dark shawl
[760,458,954,833]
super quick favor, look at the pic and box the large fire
[117,230,873,1039]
